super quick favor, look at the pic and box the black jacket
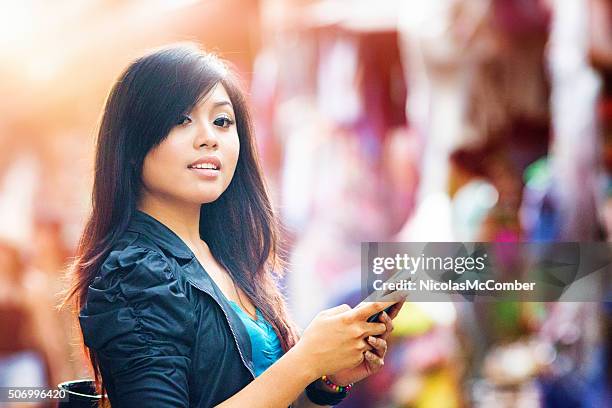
[79,210,263,407]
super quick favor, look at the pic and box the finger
[353,301,396,321]
[364,350,384,370]
[359,338,374,353]
[367,336,388,357]
[323,303,352,315]
[378,311,394,341]
[386,298,406,319]
[358,321,387,337]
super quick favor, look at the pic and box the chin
[191,191,223,205]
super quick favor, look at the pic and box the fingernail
[368,336,375,344]
[365,351,375,360]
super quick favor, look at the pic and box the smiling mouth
[187,163,221,179]
[187,163,219,170]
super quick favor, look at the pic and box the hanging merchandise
[396,0,493,242]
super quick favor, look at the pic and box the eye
[177,114,192,126]
[213,115,235,128]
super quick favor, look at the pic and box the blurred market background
[0,0,610,407]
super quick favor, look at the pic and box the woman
[65,43,403,407]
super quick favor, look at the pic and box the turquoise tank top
[228,301,284,377]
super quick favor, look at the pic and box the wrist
[325,374,351,387]
[286,341,320,384]
[320,375,353,393]
[313,377,341,394]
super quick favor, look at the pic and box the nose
[194,123,218,150]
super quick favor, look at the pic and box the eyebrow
[212,100,233,109]
[193,97,234,111]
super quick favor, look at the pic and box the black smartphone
[366,304,397,323]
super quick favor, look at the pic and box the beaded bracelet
[305,377,349,406]
[321,375,354,394]
[306,376,353,405]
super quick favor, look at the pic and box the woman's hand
[325,300,404,386]
[293,302,394,381]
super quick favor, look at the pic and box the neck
[137,192,203,250]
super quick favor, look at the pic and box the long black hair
[63,43,298,395]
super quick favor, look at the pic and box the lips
[187,156,222,180]
[187,156,221,170]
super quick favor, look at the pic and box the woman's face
[140,83,240,206]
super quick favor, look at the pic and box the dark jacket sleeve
[79,246,196,407]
